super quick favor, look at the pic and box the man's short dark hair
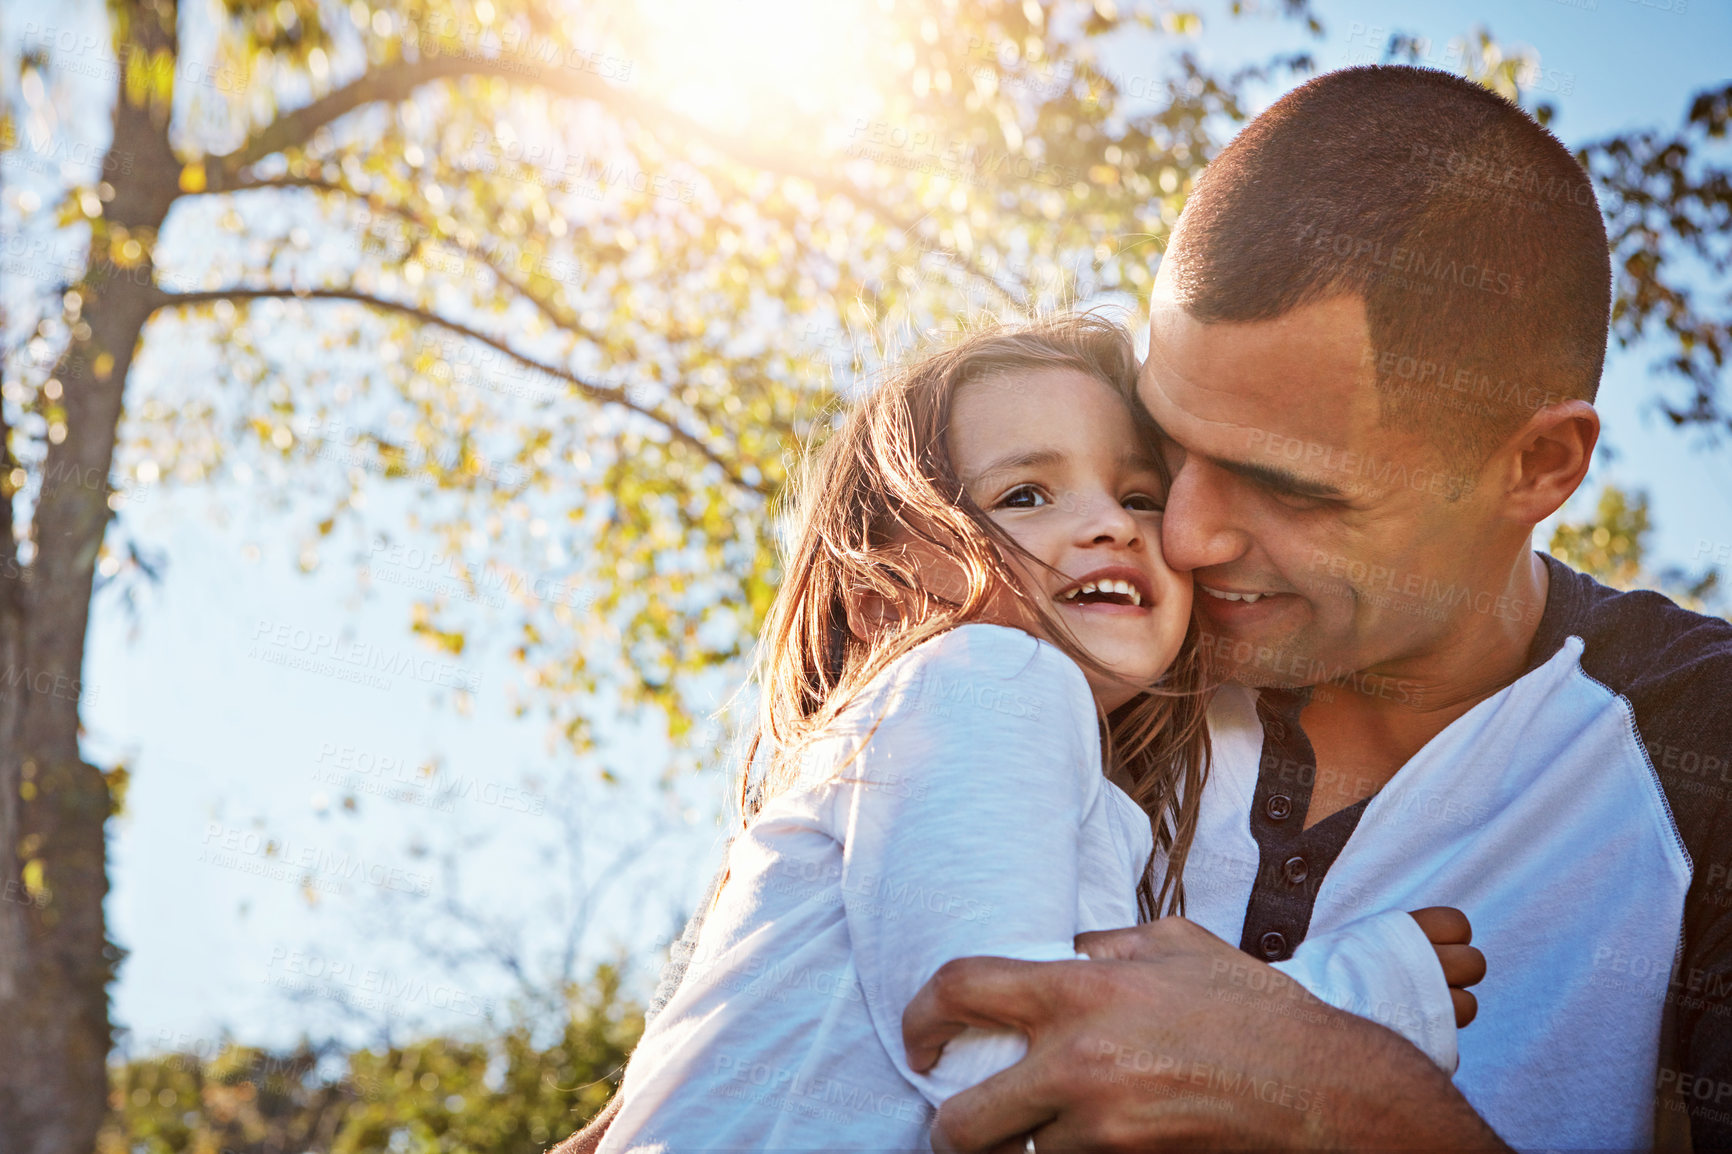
[1164,65,1611,473]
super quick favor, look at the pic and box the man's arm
[902,917,1509,1153]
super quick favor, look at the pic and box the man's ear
[1497,399,1600,526]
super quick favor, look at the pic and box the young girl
[598,315,1463,1151]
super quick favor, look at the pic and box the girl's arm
[822,625,1103,1105]
[1274,910,1462,1071]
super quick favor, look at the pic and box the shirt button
[1265,794,1293,822]
[1259,931,1289,960]
[1283,855,1309,885]
[1267,719,1287,741]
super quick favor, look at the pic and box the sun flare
[632,0,878,133]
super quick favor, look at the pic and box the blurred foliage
[1549,484,1654,589]
[1581,83,1732,434]
[1385,25,1555,116]
[98,966,640,1153]
[1548,483,1721,611]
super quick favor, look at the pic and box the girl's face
[946,366,1193,712]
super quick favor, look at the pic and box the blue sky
[17,0,1727,1058]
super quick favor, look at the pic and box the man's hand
[902,917,1510,1153]
[1409,906,1487,1028]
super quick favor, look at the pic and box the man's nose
[1161,461,1249,573]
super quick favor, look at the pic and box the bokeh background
[0,0,1727,1148]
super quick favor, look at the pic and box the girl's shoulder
[856,623,1095,722]
[779,623,1103,803]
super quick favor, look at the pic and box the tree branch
[223,174,762,443]
[205,54,517,188]
[198,52,1026,305]
[149,285,769,496]
[227,174,587,335]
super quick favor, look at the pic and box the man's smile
[1199,584,1269,604]
[1195,582,1298,625]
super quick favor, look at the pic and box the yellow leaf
[22,857,46,900]
[151,49,174,108]
[124,51,149,107]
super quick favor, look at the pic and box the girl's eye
[998,484,1049,509]
[1123,492,1165,513]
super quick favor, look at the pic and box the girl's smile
[1056,565,1155,612]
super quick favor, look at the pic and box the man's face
[1138,292,1511,689]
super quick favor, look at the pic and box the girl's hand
[1410,906,1487,1028]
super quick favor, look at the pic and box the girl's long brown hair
[739,313,1213,919]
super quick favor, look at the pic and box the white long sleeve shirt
[602,624,1455,1152]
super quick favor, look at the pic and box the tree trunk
[0,335,34,1150]
[0,1,183,1148]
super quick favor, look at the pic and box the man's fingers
[1074,922,1162,962]
[1409,906,1472,945]
[1436,943,1487,990]
[979,1140,1030,1154]
[902,957,1057,1073]
[1075,916,1216,963]
[1452,987,1479,1029]
[931,1053,1061,1154]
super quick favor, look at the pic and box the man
[901,65,1732,1151]
[560,65,1732,1152]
